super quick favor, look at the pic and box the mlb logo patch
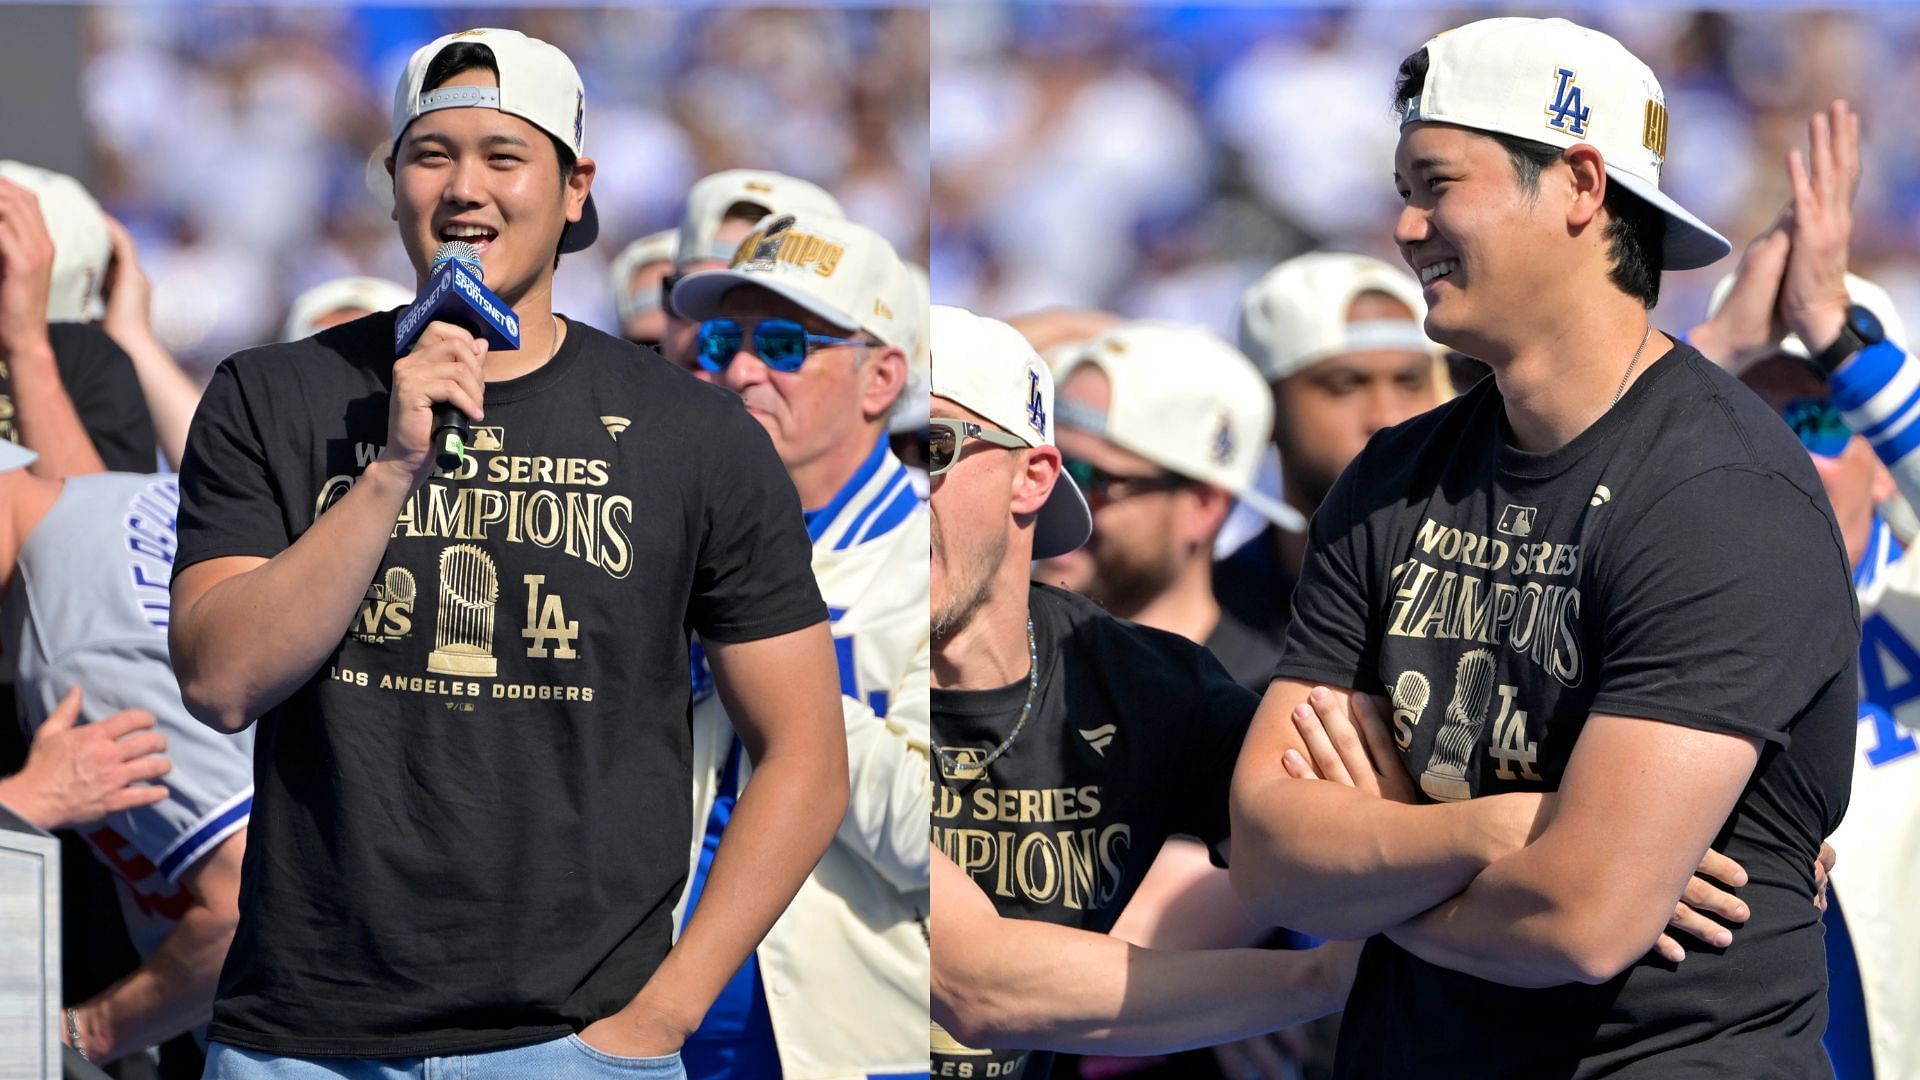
[1496,504,1538,538]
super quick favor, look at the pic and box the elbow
[178,679,253,735]
[931,965,1020,1051]
[1525,903,1657,987]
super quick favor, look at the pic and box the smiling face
[389,66,592,307]
[1393,123,1565,355]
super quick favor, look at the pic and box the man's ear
[385,156,397,222]
[1562,143,1607,231]
[862,345,910,423]
[565,157,596,224]
[1012,445,1061,516]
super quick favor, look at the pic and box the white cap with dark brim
[1403,17,1731,271]
[930,305,1091,559]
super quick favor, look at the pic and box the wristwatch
[1811,303,1885,376]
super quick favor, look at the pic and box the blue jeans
[203,1035,686,1079]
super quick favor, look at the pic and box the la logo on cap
[1545,68,1590,136]
[1024,365,1047,438]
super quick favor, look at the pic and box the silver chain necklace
[932,614,1038,783]
[1610,322,1654,409]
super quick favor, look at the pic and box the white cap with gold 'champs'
[670,211,924,364]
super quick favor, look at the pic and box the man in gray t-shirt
[0,438,251,1066]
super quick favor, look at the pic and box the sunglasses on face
[659,272,684,313]
[694,318,867,374]
[928,417,1027,475]
[1062,457,1190,504]
[1781,397,1852,459]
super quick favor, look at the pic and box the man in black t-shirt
[928,304,1359,1080]
[171,28,847,1078]
[1227,17,1857,1078]
[0,165,156,475]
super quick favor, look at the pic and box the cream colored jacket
[677,444,930,1080]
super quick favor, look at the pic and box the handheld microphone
[393,241,521,471]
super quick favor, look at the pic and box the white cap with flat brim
[676,169,845,269]
[1054,320,1307,533]
[1403,17,1731,271]
[930,305,1091,559]
[392,28,598,254]
[671,212,924,363]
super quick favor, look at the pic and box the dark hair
[1393,47,1663,308]
[420,42,577,266]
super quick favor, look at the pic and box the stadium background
[931,3,1920,347]
[0,3,929,378]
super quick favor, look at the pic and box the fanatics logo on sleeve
[1078,724,1116,756]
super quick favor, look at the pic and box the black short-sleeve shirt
[0,323,158,472]
[931,583,1259,1080]
[174,312,825,1057]
[1277,341,1858,1078]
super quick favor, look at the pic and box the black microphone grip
[432,404,474,473]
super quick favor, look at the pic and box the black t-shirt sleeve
[1171,642,1261,849]
[50,323,158,473]
[1591,466,1858,747]
[1274,449,1377,691]
[175,359,292,575]
[685,400,826,642]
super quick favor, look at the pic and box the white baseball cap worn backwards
[391,28,598,254]
[930,304,1092,559]
[0,161,111,324]
[1403,17,1731,271]
[1239,252,1434,384]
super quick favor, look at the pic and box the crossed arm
[930,844,1355,1054]
[1229,679,1762,987]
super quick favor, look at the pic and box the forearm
[107,324,201,471]
[630,745,846,1036]
[1228,774,1513,938]
[5,337,105,476]
[172,461,415,729]
[1385,841,1655,988]
[70,901,235,1062]
[935,924,1355,1055]
[838,694,930,890]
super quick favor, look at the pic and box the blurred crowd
[932,5,1920,341]
[79,5,927,374]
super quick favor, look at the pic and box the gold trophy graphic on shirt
[1421,649,1495,802]
[1390,669,1431,751]
[428,544,500,677]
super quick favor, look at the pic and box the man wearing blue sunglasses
[1691,105,1920,1075]
[668,210,930,1080]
